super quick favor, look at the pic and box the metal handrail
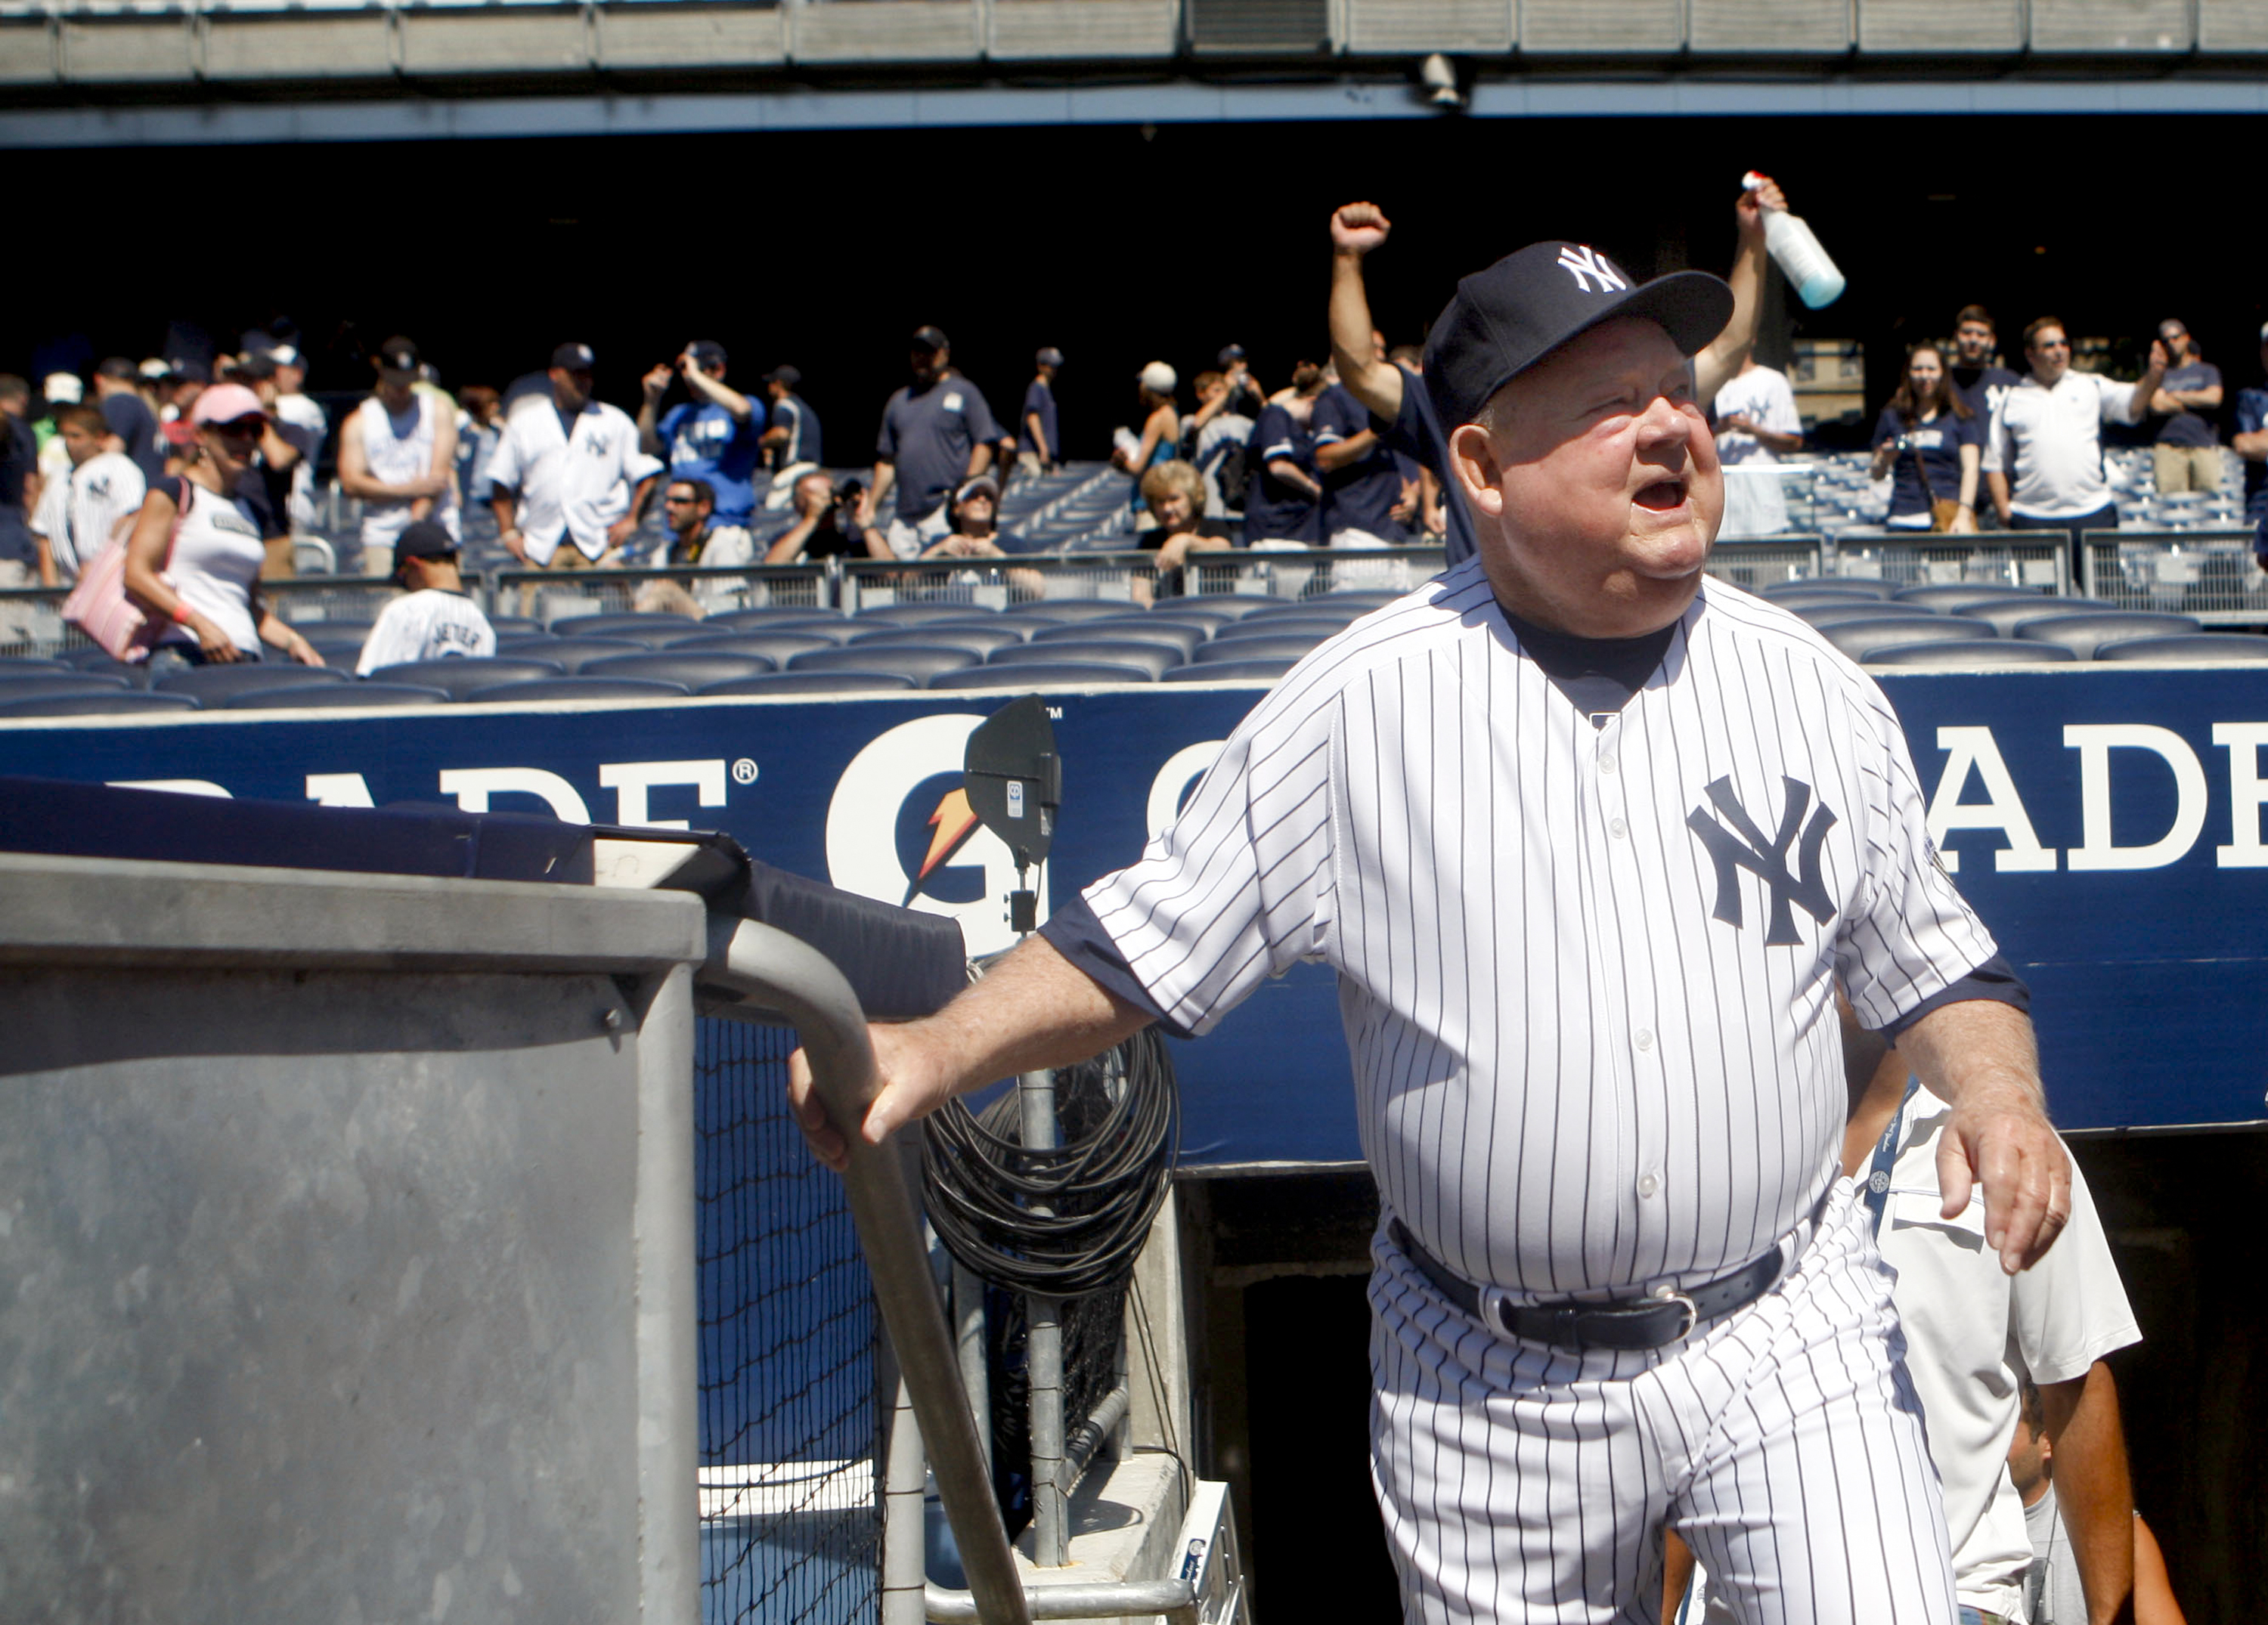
[924,1578,1199,1625]
[697,916,1030,1625]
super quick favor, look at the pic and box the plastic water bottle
[1743,172,1845,310]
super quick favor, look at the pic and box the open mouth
[1633,477,1687,512]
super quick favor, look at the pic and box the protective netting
[984,1283,1128,1536]
[696,1017,880,1625]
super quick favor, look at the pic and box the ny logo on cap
[1556,245,1629,296]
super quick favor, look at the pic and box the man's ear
[1448,422,1504,518]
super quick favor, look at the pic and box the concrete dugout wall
[0,852,709,1623]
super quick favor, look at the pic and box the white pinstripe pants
[1369,1178,1956,1625]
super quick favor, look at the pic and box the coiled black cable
[922,1026,1178,1298]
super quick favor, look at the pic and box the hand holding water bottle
[1741,170,1846,310]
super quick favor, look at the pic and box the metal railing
[488,562,833,622]
[2081,528,2268,625]
[1703,536,1826,593]
[1828,531,2071,595]
[844,546,1450,612]
[696,918,1199,1625]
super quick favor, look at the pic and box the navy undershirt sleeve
[1036,892,1191,1039]
[1876,952,2031,1040]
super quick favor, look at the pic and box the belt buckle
[1648,1288,1699,1343]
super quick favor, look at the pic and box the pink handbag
[62,481,186,662]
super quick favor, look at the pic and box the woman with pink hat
[122,382,324,675]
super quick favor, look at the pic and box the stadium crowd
[0,173,2256,667]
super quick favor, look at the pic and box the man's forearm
[2043,1363,2137,1625]
[967,441,993,480]
[686,367,755,419]
[906,935,1149,1108]
[1328,252,1403,422]
[1315,429,1377,472]
[2124,368,2167,426]
[636,400,664,459]
[1987,469,2013,521]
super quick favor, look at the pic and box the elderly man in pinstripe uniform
[793,241,2071,1625]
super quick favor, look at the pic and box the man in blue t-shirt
[1244,363,1327,546]
[2232,326,2268,566]
[92,357,166,486]
[1018,348,1063,477]
[638,340,764,525]
[1311,378,1409,548]
[869,326,1002,559]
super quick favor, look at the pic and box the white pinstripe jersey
[29,451,145,578]
[1083,557,1998,1295]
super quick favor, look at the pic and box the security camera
[1418,52,1466,111]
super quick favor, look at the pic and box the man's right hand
[788,1021,962,1173]
[641,364,673,401]
[1331,201,1391,256]
[501,528,528,562]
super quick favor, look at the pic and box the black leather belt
[1388,1219,1784,1352]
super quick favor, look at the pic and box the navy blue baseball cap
[1422,242,1732,432]
[550,342,596,373]
[687,339,727,370]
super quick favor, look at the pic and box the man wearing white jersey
[338,337,458,577]
[486,342,662,572]
[790,241,2074,1624]
[29,404,144,584]
[1667,1014,2141,1625]
[355,520,494,673]
[264,342,329,536]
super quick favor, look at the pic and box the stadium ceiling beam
[0,0,2262,135]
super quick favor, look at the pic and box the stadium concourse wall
[0,668,2262,1141]
[5,0,2268,144]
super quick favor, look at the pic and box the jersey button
[1609,817,1628,840]
[1635,1029,1654,1052]
[1599,753,1617,775]
[1636,1171,1660,1199]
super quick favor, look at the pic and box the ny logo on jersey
[1556,245,1629,296]
[1686,775,1836,946]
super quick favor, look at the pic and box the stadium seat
[1892,585,2057,613]
[491,637,649,673]
[929,661,1157,689]
[1796,603,1946,630]
[786,645,981,682]
[581,652,777,686]
[667,632,842,664]
[850,626,1029,657]
[2013,612,2202,659]
[1819,618,1998,661]
[1002,600,1149,624]
[0,673,135,700]
[1192,636,1325,664]
[52,651,152,686]
[2094,633,2268,663]
[1031,618,1207,658]
[367,657,568,698]
[853,602,994,627]
[1864,641,2077,668]
[1161,658,1298,682]
[153,664,353,700]
[1210,618,1342,647]
[1308,589,1405,608]
[224,682,455,709]
[643,623,772,648]
[0,657,77,675]
[487,616,546,638]
[1175,593,1286,620]
[699,671,922,695]
[550,611,702,640]
[0,690,200,717]
[705,608,849,634]
[1771,587,1904,613]
[462,676,693,703]
[1761,577,1895,599]
[989,640,1182,679]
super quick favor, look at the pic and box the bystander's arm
[2132,1515,2186,1625]
[1315,427,1379,473]
[1696,175,1782,402]
[2121,345,2170,427]
[1327,203,1405,422]
[866,461,896,525]
[2040,1361,2137,1625]
[1268,458,1324,503]
[1025,412,1052,466]
[764,506,823,565]
[1892,998,2070,1273]
[966,440,994,481]
[637,365,673,458]
[683,362,755,420]
[1986,469,2014,525]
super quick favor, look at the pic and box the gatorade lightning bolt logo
[904,787,983,905]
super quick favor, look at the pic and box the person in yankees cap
[788,240,2071,1624]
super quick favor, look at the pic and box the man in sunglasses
[1984,318,2169,581]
